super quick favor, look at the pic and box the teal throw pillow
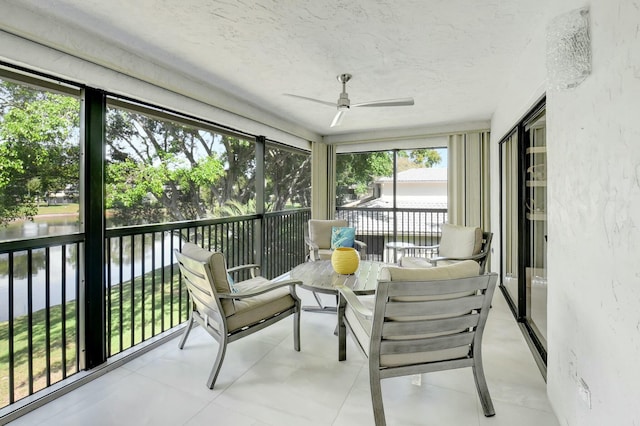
[227,272,239,294]
[331,226,356,249]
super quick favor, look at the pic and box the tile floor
[8,290,560,426]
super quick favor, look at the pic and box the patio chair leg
[207,338,228,389]
[293,308,301,351]
[472,357,495,417]
[178,313,195,349]
[369,368,386,426]
[338,300,347,361]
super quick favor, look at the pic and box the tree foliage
[399,149,442,168]
[0,81,80,225]
[2,76,443,229]
[106,109,236,224]
[265,145,310,212]
[336,149,442,205]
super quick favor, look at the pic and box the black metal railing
[0,206,444,411]
[336,207,448,261]
[0,209,310,411]
[262,209,310,278]
[0,235,84,409]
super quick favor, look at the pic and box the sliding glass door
[524,110,547,349]
[499,98,547,373]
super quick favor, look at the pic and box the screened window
[105,100,256,226]
[335,148,446,209]
[265,142,310,212]
[335,148,446,261]
[0,74,81,240]
[335,151,393,207]
[0,71,82,408]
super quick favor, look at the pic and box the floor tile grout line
[331,362,367,426]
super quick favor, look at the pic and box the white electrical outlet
[577,378,591,409]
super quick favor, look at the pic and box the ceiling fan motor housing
[337,73,352,110]
[337,92,350,110]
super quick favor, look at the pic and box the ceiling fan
[284,73,414,127]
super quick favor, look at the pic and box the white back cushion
[309,219,348,249]
[381,260,480,282]
[438,224,482,258]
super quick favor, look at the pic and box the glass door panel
[525,112,547,348]
[501,131,519,303]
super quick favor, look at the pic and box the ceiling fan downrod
[337,73,352,110]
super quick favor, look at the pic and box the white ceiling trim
[325,120,490,146]
[335,135,449,153]
[0,3,320,146]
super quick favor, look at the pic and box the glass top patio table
[277,260,386,296]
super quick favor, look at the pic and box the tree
[337,152,393,190]
[0,78,316,228]
[265,145,311,212]
[0,81,80,226]
[336,152,393,205]
[335,149,443,206]
[106,108,269,225]
[106,109,231,224]
[399,149,442,168]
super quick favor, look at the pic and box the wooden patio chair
[174,243,302,389]
[337,260,498,425]
[304,219,367,261]
[304,219,367,309]
[398,223,493,274]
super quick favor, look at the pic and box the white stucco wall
[491,1,640,424]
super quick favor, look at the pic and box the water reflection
[0,216,179,321]
[0,215,80,241]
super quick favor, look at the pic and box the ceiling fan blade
[330,110,345,127]
[352,98,415,108]
[283,93,336,108]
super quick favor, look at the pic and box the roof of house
[376,167,447,183]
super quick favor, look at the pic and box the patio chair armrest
[227,264,261,278]
[354,239,367,250]
[430,252,486,264]
[354,239,367,259]
[218,279,302,299]
[337,285,373,319]
[304,235,320,260]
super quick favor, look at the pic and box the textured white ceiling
[2,0,548,139]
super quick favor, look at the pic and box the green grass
[0,267,189,409]
[36,203,80,216]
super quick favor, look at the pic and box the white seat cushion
[316,248,333,260]
[399,256,433,268]
[382,260,480,281]
[400,257,459,268]
[227,278,296,333]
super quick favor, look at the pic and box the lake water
[0,215,80,240]
[0,216,178,321]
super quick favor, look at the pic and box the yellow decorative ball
[331,247,360,275]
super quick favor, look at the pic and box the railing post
[255,136,265,271]
[392,150,398,244]
[82,87,106,369]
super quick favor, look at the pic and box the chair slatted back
[477,232,493,273]
[370,274,498,376]
[175,250,225,327]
